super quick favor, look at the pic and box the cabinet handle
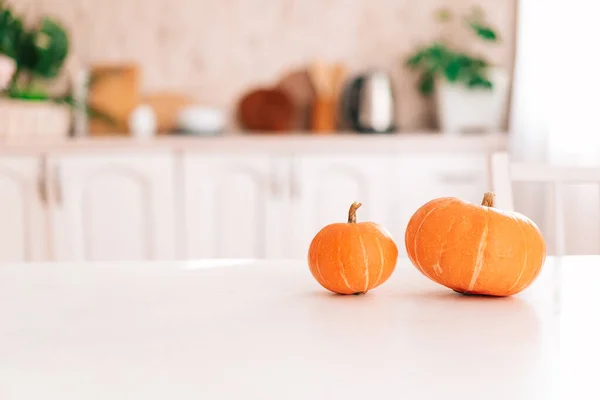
[270,175,281,197]
[270,159,284,197]
[289,158,300,199]
[37,158,47,205]
[53,164,63,205]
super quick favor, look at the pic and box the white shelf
[0,132,508,155]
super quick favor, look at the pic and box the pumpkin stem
[482,192,496,207]
[348,202,362,223]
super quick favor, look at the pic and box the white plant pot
[436,68,510,134]
[0,99,71,141]
[0,55,16,90]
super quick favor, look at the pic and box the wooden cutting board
[87,64,140,135]
[276,68,315,130]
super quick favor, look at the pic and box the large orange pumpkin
[308,202,398,295]
[405,192,546,297]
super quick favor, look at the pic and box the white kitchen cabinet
[289,154,394,259]
[392,154,490,255]
[0,136,503,262]
[182,154,287,259]
[0,156,48,262]
[49,153,176,261]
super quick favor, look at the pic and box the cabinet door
[392,154,489,256]
[0,156,48,261]
[182,154,286,259]
[290,155,393,259]
[50,153,176,261]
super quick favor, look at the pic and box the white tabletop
[0,257,595,399]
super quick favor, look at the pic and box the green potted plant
[406,7,509,133]
[0,0,73,139]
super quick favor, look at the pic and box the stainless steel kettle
[341,71,396,133]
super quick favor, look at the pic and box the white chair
[491,151,600,257]
[491,151,600,314]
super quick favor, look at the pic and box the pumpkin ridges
[466,207,490,292]
[317,233,337,291]
[350,225,373,294]
[356,227,370,293]
[312,252,327,288]
[411,202,445,279]
[405,198,450,265]
[513,218,546,294]
[478,194,537,293]
[312,222,398,295]
[308,203,398,295]
[434,204,488,292]
[467,208,536,295]
[380,232,399,286]
[431,208,461,288]
[368,223,397,289]
[310,235,324,285]
[338,228,357,294]
[307,231,331,291]
[463,208,513,295]
[405,193,546,297]
[309,225,352,294]
[412,199,459,282]
[372,234,385,287]
[505,213,537,294]
[506,217,530,293]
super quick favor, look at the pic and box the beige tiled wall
[16,0,516,130]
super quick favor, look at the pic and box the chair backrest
[491,152,600,256]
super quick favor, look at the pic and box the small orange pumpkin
[405,192,546,297]
[308,202,398,295]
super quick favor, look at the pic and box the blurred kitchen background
[0,0,515,135]
[2,0,595,262]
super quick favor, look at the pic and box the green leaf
[7,86,49,100]
[30,18,69,78]
[418,71,435,96]
[406,50,426,68]
[444,58,461,82]
[470,22,498,42]
[425,43,454,73]
[469,58,488,69]
[467,73,493,90]
[426,44,446,63]
[406,43,455,73]
[407,41,497,94]
[0,4,24,59]
[0,1,70,79]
